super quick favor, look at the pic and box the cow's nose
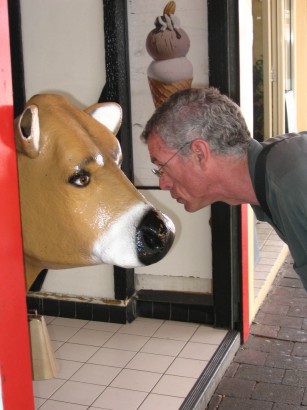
[136,209,175,265]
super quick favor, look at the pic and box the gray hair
[141,87,251,158]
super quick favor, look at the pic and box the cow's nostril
[142,226,163,251]
[136,209,175,265]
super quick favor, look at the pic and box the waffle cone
[148,77,193,108]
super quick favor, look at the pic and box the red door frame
[241,204,250,342]
[0,0,34,408]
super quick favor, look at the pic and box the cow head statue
[15,94,175,290]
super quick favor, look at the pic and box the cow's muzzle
[136,209,175,265]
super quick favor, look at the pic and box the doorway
[252,0,295,141]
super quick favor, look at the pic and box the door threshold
[180,330,240,410]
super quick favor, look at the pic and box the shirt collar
[247,138,263,188]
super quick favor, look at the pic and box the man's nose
[159,174,172,190]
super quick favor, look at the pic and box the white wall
[20,0,115,299]
[127,0,212,293]
[20,0,212,299]
[20,0,105,107]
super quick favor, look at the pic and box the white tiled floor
[254,220,288,299]
[34,317,227,410]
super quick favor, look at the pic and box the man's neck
[214,154,260,206]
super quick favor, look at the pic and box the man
[141,87,307,289]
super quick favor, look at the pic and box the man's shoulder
[265,132,307,181]
[262,132,307,148]
[264,132,307,159]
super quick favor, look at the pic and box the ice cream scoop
[146,1,193,107]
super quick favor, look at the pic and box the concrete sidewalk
[207,254,307,409]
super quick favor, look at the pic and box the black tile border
[136,290,214,325]
[137,300,214,325]
[136,290,213,305]
[26,295,214,325]
[26,295,137,324]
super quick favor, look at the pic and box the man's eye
[68,171,91,187]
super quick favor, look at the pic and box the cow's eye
[69,171,91,187]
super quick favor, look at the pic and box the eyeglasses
[151,142,190,178]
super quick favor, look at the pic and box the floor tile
[126,352,174,373]
[261,251,280,259]
[56,359,83,379]
[179,341,218,361]
[138,393,184,410]
[258,257,274,266]
[51,317,88,328]
[118,319,162,337]
[88,347,136,367]
[71,363,121,385]
[84,321,122,332]
[33,378,66,399]
[50,380,105,405]
[152,374,196,397]
[141,337,186,356]
[55,342,99,362]
[166,357,207,378]
[38,400,88,409]
[165,320,199,328]
[110,369,162,392]
[255,271,270,279]
[255,264,273,272]
[47,325,79,342]
[44,316,56,324]
[103,333,149,351]
[34,396,45,409]
[51,340,64,351]
[153,322,197,341]
[136,317,165,325]
[68,328,113,346]
[190,325,227,344]
[265,245,284,252]
[267,239,284,246]
[92,387,147,410]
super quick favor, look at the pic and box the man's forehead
[148,132,169,149]
[147,133,170,161]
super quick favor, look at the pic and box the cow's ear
[85,102,122,135]
[15,105,40,158]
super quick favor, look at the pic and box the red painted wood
[0,0,34,408]
[241,204,250,342]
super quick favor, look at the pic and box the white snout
[92,202,152,267]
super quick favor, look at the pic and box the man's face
[147,132,213,212]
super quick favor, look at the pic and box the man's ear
[190,139,210,165]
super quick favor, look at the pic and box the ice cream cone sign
[146,1,193,108]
